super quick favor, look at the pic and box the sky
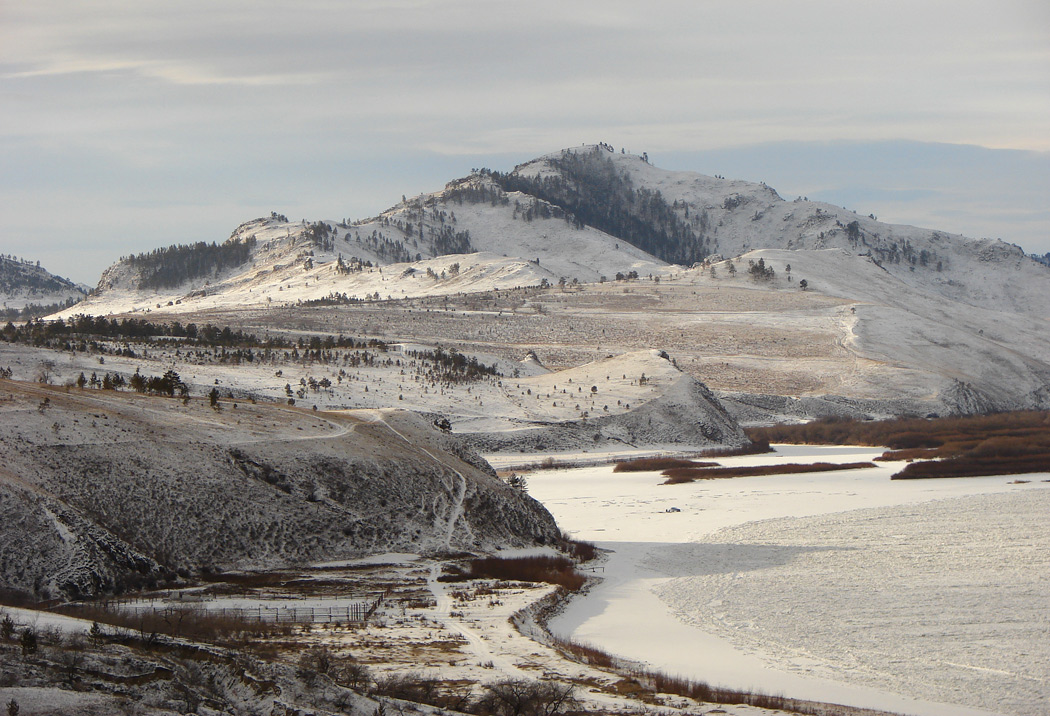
[2,0,1049,285]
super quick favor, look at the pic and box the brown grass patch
[613,457,719,472]
[747,411,1050,480]
[747,411,1049,449]
[544,632,834,715]
[892,454,1050,479]
[54,603,291,645]
[559,536,598,562]
[550,636,617,669]
[440,556,586,592]
[661,461,876,484]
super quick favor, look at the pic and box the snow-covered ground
[527,446,1050,716]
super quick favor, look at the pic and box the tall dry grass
[661,461,875,484]
[54,603,291,644]
[544,633,842,715]
[747,411,1050,480]
[441,556,586,592]
[613,457,719,472]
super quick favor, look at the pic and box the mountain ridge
[65,144,1048,320]
[40,144,1050,419]
[0,255,88,315]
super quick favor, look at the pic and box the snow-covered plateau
[530,447,1050,716]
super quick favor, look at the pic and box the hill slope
[501,145,1050,318]
[48,145,1050,419]
[64,144,1049,321]
[1,256,87,313]
[0,379,561,600]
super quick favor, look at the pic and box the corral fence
[67,592,386,626]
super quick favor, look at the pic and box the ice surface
[527,446,1050,716]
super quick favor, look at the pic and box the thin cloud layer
[2,0,1048,282]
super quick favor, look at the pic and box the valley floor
[529,446,1050,716]
[5,446,1046,715]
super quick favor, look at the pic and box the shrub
[0,614,13,641]
[443,556,586,591]
[481,679,578,716]
[560,537,597,562]
[661,461,875,484]
[746,411,1050,480]
[613,457,719,472]
[19,627,36,656]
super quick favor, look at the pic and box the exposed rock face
[0,381,560,600]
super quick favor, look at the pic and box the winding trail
[425,563,528,680]
[360,409,469,549]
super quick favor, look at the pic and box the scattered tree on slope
[124,236,257,290]
[488,147,709,265]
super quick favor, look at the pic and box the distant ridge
[46,145,1050,418]
[66,144,1049,320]
[1,255,87,316]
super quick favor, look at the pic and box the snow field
[0,337,699,438]
[81,559,717,714]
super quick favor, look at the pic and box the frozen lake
[526,446,1050,716]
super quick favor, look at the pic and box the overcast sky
[3,0,1049,284]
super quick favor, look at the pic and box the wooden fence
[82,593,385,625]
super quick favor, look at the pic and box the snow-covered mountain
[65,144,1048,321]
[48,145,1050,418]
[502,145,1050,318]
[0,255,87,313]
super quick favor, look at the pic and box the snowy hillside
[62,144,1048,323]
[458,349,748,453]
[508,144,1050,318]
[59,142,1050,325]
[698,248,1050,417]
[0,379,561,600]
[43,144,1050,419]
[66,182,669,318]
[0,255,87,312]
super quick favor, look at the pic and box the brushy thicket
[558,536,598,562]
[545,633,828,715]
[746,411,1050,480]
[441,556,586,592]
[54,603,290,645]
[613,457,719,472]
[661,461,876,485]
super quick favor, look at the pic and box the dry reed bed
[544,632,904,716]
[747,411,1050,480]
[54,602,292,645]
[440,555,587,592]
[661,461,876,484]
[613,457,719,472]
